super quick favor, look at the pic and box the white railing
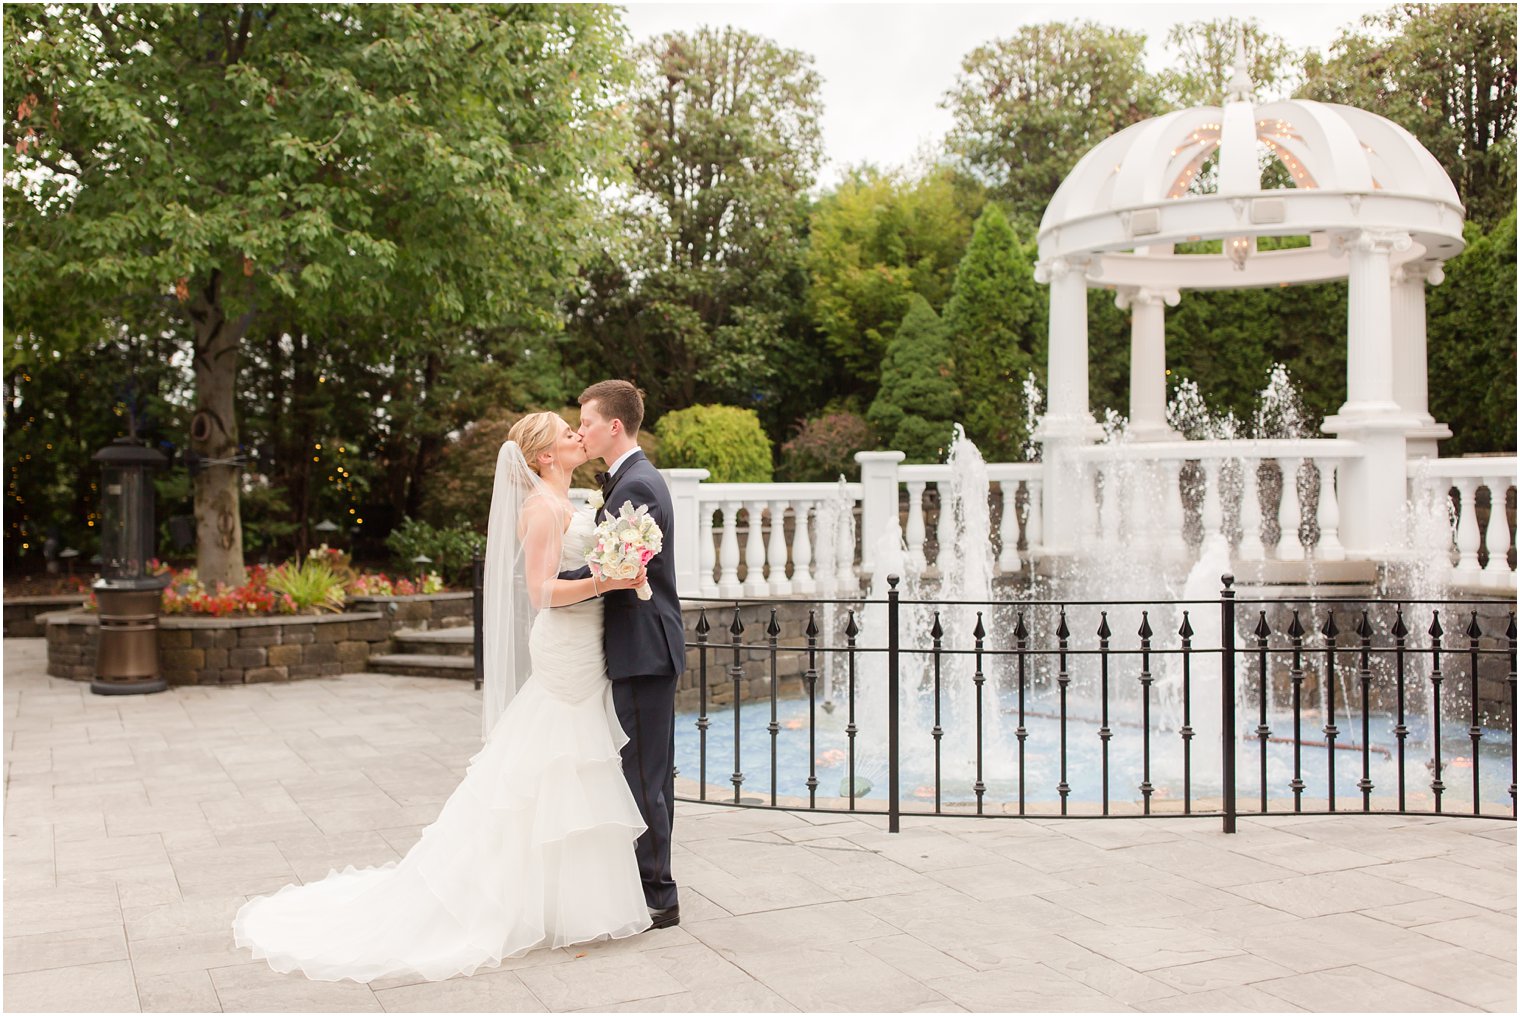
[654,446,1515,599]
[1409,457,1517,591]
[1069,439,1363,563]
[897,462,1044,576]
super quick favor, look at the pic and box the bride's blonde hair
[507,412,565,476]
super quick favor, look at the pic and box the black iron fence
[672,576,1517,834]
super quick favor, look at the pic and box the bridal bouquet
[587,501,663,600]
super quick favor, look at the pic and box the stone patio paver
[4,636,1515,1013]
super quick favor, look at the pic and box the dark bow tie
[594,470,610,489]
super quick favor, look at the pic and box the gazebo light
[1226,235,1254,271]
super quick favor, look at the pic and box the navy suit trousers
[611,673,679,910]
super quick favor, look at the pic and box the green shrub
[778,412,874,481]
[654,405,773,482]
[384,517,482,583]
[265,558,347,613]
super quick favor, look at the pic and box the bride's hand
[600,565,647,592]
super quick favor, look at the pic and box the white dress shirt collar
[606,446,640,479]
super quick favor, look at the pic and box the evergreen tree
[868,296,959,462]
[943,205,1044,461]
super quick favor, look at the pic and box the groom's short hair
[580,380,645,435]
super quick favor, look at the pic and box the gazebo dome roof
[1036,48,1466,290]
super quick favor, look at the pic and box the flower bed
[80,548,448,618]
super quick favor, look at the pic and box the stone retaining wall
[42,592,474,686]
[5,596,87,638]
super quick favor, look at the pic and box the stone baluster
[1315,461,1346,561]
[1025,478,1044,556]
[1200,459,1223,547]
[699,501,719,597]
[1161,460,1187,558]
[904,481,927,574]
[768,500,793,596]
[1277,458,1305,561]
[814,501,837,597]
[1453,478,1482,585]
[744,501,769,597]
[998,480,1021,574]
[835,500,857,593]
[1237,458,1265,561]
[935,480,955,575]
[719,500,743,597]
[791,501,816,596]
[1483,479,1513,586]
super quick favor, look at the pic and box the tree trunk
[188,272,252,590]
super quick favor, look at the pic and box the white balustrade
[661,447,1510,600]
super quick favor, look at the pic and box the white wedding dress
[233,510,652,983]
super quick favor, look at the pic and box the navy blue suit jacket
[560,450,686,680]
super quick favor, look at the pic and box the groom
[564,380,684,930]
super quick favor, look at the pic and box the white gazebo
[1032,46,1466,561]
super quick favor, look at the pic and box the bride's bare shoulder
[519,493,574,536]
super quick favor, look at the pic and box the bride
[233,412,654,983]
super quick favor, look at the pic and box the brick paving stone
[3,635,1514,1013]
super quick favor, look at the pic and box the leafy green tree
[867,296,958,463]
[4,4,628,587]
[1428,209,1517,454]
[805,165,984,394]
[566,27,826,434]
[1158,18,1303,106]
[942,206,1044,461]
[942,22,1164,233]
[1300,3,1517,225]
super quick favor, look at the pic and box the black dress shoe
[647,905,680,930]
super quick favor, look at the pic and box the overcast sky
[621,2,1391,188]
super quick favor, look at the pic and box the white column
[1391,263,1452,457]
[664,468,710,598]
[1116,285,1180,441]
[1323,229,1419,559]
[935,479,956,573]
[1034,255,1102,556]
[1161,459,1187,560]
[854,451,905,579]
[1200,459,1223,548]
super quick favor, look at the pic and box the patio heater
[90,434,171,695]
